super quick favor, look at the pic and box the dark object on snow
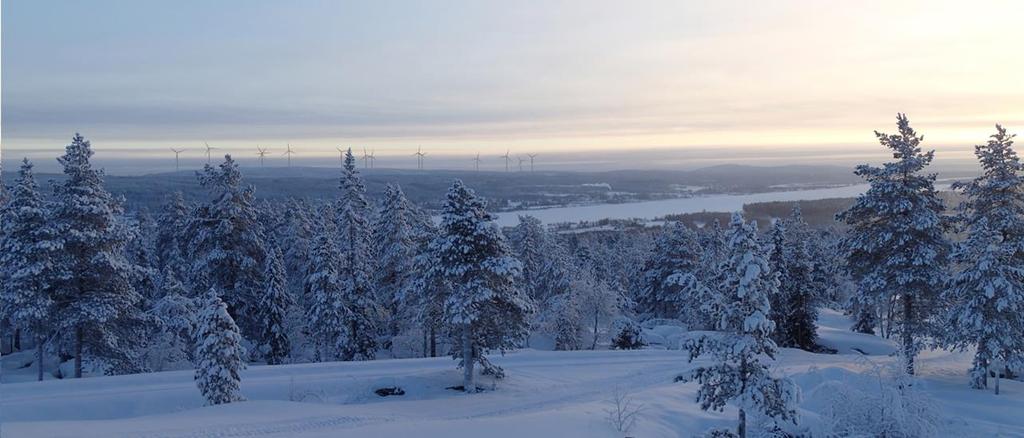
[374,386,405,397]
[446,385,488,392]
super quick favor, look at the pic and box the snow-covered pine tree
[304,217,347,361]
[682,213,799,438]
[194,289,246,405]
[953,125,1024,255]
[372,183,420,348]
[779,237,820,351]
[259,239,292,365]
[837,114,950,374]
[51,134,146,378]
[154,192,189,276]
[407,214,447,358]
[944,125,1024,389]
[764,219,789,343]
[186,155,268,342]
[943,223,1024,390]
[509,215,548,302]
[147,269,197,370]
[431,180,533,392]
[638,222,709,323]
[0,159,64,381]
[335,148,378,361]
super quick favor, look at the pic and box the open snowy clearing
[2,311,1022,438]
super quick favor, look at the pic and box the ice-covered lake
[492,183,948,226]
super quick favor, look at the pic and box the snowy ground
[2,310,1021,437]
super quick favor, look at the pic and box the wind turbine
[527,153,537,172]
[517,156,526,172]
[256,146,269,168]
[413,146,427,170]
[204,142,217,163]
[368,150,376,169]
[362,147,371,169]
[282,143,296,167]
[472,153,482,172]
[500,150,512,172]
[335,147,345,165]
[170,148,186,172]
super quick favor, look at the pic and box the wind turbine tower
[500,150,512,172]
[527,153,537,172]
[413,146,427,170]
[517,156,526,172]
[335,147,345,165]
[256,146,269,168]
[368,150,376,169]
[204,142,217,163]
[362,147,371,169]
[170,148,186,172]
[472,153,482,172]
[283,143,296,167]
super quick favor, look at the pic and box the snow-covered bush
[194,290,246,405]
[811,358,939,437]
[610,317,645,350]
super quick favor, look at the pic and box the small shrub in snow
[610,317,645,350]
[605,386,644,434]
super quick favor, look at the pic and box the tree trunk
[429,325,437,358]
[591,311,599,350]
[74,326,84,378]
[902,295,914,375]
[14,328,22,351]
[422,327,429,358]
[36,334,45,381]
[462,324,474,393]
[738,408,747,438]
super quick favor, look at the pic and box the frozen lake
[492,183,885,226]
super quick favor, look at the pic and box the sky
[3,0,1024,173]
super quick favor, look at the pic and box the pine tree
[638,222,709,324]
[682,213,799,438]
[51,134,145,378]
[186,155,268,342]
[336,148,377,360]
[259,240,293,365]
[194,289,246,405]
[779,237,820,351]
[372,183,421,347]
[147,269,197,370]
[764,220,789,343]
[837,114,950,374]
[431,180,533,392]
[304,217,346,361]
[944,125,1024,389]
[0,159,64,381]
[509,215,548,302]
[154,192,189,276]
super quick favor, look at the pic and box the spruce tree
[187,155,268,341]
[837,114,950,374]
[764,220,789,343]
[304,218,346,361]
[682,213,799,438]
[336,148,377,360]
[0,159,63,381]
[154,192,189,276]
[372,183,420,346]
[509,215,548,302]
[194,289,246,405]
[638,222,709,324]
[51,134,145,378]
[431,180,532,392]
[944,125,1024,389]
[259,240,293,365]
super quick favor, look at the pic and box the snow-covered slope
[2,313,1022,437]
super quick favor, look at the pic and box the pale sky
[3,0,1024,171]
